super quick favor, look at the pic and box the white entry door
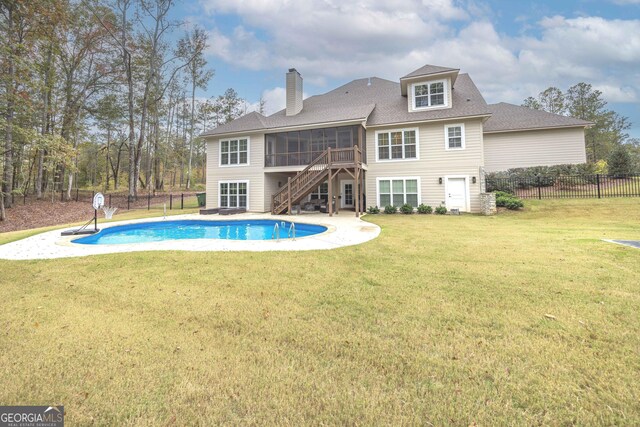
[341,180,355,208]
[446,177,468,211]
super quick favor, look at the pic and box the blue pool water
[73,219,327,245]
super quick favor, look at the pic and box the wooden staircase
[271,146,363,215]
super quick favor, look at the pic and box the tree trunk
[3,4,15,209]
[120,3,136,199]
[0,189,5,221]
[36,44,54,199]
[186,82,196,189]
[105,127,111,190]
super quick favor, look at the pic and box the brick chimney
[286,68,303,116]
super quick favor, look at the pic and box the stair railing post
[287,177,292,215]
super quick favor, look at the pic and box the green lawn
[1,199,639,425]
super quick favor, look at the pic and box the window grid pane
[406,194,418,207]
[405,179,418,193]
[379,179,418,208]
[378,130,417,160]
[221,139,249,165]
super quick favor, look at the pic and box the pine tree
[608,145,633,177]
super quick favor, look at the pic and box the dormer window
[411,79,448,111]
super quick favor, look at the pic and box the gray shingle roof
[204,111,267,136]
[484,103,592,133]
[401,64,459,79]
[367,73,490,126]
[202,72,491,137]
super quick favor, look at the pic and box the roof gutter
[483,123,593,134]
[201,118,369,140]
[366,113,492,129]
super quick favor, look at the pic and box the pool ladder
[271,222,295,241]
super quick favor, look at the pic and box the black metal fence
[20,189,202,211]
[486,174,640,199]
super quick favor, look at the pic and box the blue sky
[177,0,640,138]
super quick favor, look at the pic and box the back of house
[201,65,590,214]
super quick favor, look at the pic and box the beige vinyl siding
[263,172,291,212]
[205,133,266,211]
[365,118,484,212]
[483,127,587,172]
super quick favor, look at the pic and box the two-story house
[201,65,590,215]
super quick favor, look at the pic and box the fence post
[596,174,601,199]
[181,193,184,209]
[76,188,79,202]
[61,189,64,202]
[536,175,542,200]
[170,194,173,210]
[127,195,130,210]
[148,193,151,210]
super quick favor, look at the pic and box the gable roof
[399,64,460,95]
[401,64,459,79]
[202,72,491,137]
[484,103,592,133]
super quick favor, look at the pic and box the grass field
[1,199,639,425]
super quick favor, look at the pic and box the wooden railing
[271,146,362,215]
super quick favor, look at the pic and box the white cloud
[610,0,640,4]
[200,0,640,108]
[260,87,286,116]
[258,87,310,115]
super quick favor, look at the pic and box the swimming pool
[73,219,327,245]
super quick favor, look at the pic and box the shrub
[367,206,380,214]
[384,205,397,214]
[494,191,524,210]
[417,203,432,214]
[400,204,414,214]
[434,205,447,215]
[505,198,524,210]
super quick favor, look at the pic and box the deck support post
[287,177,292,215]
[354,146,360,218]
[359,169,364,215]
[328,168,333,217]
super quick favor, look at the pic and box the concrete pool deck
[0,213,381,260]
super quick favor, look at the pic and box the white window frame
[444,175,470,212]
[376,177,421,208]
[375,128,420,162]
[219,136,250,167]
[218,180,249,209]
[410,79,449,111]
[444,123,466,151]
